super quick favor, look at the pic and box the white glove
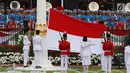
[112,57,114,59]
[78,54,81,56]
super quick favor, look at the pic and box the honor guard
[59,33,70,73]
[23,30,31,67]
[125,41,130,73]
[80,36,94,73]
[100,33,106,71]
[102,33,114,73]
[33,30,42,69]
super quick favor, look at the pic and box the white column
[37,0,48,61]
[33,0,53,68]
[37,0,46,24]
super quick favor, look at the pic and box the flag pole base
[35,24,47,36]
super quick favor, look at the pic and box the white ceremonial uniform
[61,55,68,71]
[80,40,93,65]
[125,45,130,73]
[23,35,31,66]
[104,55,112,73]
[100,38,105,71]
[33,35,42,67]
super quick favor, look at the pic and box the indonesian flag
[46,9,106,54]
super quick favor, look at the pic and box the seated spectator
[68,10,73,17]
[6,9,18,28]
[112,22,117,30]
[81,10,86,21]
[71,10,77,19]
[26,10,36,30]
[116,21,125,30]
[0,9,6,26]
[106,21,113,30]
[6,9,11,23]
[16,8,24,26]
[6,21,17,29]
[64,9,69,15]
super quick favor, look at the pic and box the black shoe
[23,65,28,68]
[38,66,42,68]
[101,70,105,72]
[27,60,32,65]
[35,66,42,69]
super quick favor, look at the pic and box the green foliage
[113,46,125,67]
[114,46,124,54]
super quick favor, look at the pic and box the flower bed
[0,44,125,66]
[0,51,101,65]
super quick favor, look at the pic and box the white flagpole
[61,0,64,7]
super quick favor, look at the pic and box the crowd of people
[1,8,130,30]
[0,8,36,29]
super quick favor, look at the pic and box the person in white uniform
[33,30,42,69]
[23,30,31,67]
[125,43,130,73]
[100,33,106,71]
[80,36,94,73]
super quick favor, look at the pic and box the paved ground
[0,64,126,69]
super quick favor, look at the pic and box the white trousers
[23,49,29,66]
[34,50,42,66]
[126,65,130,73]
[101,54,105,71]
[81,56,91,65]
[61,55,68,71]
[104,56,112,73]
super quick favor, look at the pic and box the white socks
[61,70,67,73]
[83,65,89,73]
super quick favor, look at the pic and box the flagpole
[31,0,53,68]
[61,0,64,7]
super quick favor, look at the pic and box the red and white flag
[46,9,106,54]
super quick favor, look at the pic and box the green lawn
[0,67,9,72]
[0,67,127,73]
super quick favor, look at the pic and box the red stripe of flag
[48,9,106,38]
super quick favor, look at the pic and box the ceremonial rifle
[59,32,63,42]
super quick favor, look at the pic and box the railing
[0,27,24,45]
[107,29,129,68]
[1,27,130,46]
[108,30,130,47]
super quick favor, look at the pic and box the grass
[0,67,9,72]
[0,67,127,73]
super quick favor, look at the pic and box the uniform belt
[61,50,68,52]
[105,50,111,52]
